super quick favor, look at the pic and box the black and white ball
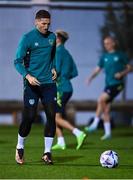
[100,150,118,168]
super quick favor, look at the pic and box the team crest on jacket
[35,42,39,47]
[29,99,35,105]
[49,39,54,46]
[114,56,119,61]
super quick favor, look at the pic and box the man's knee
[98,93,109,105]
[23,107,37,123]
[98,97,105,105]
[19,107,37,137]
[104,106,111,115]
[43,103,56,137]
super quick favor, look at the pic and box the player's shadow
[118,164,133,169]
[67,141,94,150]
[114,132,133,137]
[55,162,99,167]
[0,140,9,144]
[68,140,91,149]
[15,155,83,165]
[54,155,83,163]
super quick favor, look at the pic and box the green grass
[0,124,133,179]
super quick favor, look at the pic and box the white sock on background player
[57,136,65,146]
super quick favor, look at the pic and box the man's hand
[115,65,132,80]
[52,68,57,80]
[26,74,40,86]
[114,72,122,80]
[85,77,92,86]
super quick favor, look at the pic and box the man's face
[104,38,116,52]
[35,18,50,34]
[56,35,61,44]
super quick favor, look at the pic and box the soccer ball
[100,150,118,168]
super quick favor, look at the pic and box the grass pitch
[0,124,133,179]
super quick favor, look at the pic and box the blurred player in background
[52,30,86,150]
[14,10,57,165]
[85,36,132,140]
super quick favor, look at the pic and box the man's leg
[42,102,56,165]
[85,92,109,132]
[53,91,86,150]
[41,83,57,165]
[85,92,107,132]
[52,124,66,150]
[15,107,37,164]
[15,82,39,164]
[101,103,111,140]
[53,113,86,150]
[101,84,124,140]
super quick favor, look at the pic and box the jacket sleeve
[51,36,56,69]
[97,55,104,69]
[121,52,129,65]
[70,58,78,79]
[55,50,62,76]
[14,35,29,78]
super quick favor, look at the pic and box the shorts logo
[49,39,54,46]
[29,99,35,105]
[35,42,39,46]
[117,85,123,91]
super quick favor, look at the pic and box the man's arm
[25,74,40,86]
[51,68,57,81]
[69,58,78,79]
[55,50,62,77]
[14,35,40,86]
[14,35,29,78]
[114,64,132,80]
[51,39,57,80]
[86,66,102,85]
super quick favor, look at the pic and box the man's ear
[35,19,39,26]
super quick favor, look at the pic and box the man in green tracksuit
[14,10,57,165]
[52,30,86,150]
[85,36,132,140]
